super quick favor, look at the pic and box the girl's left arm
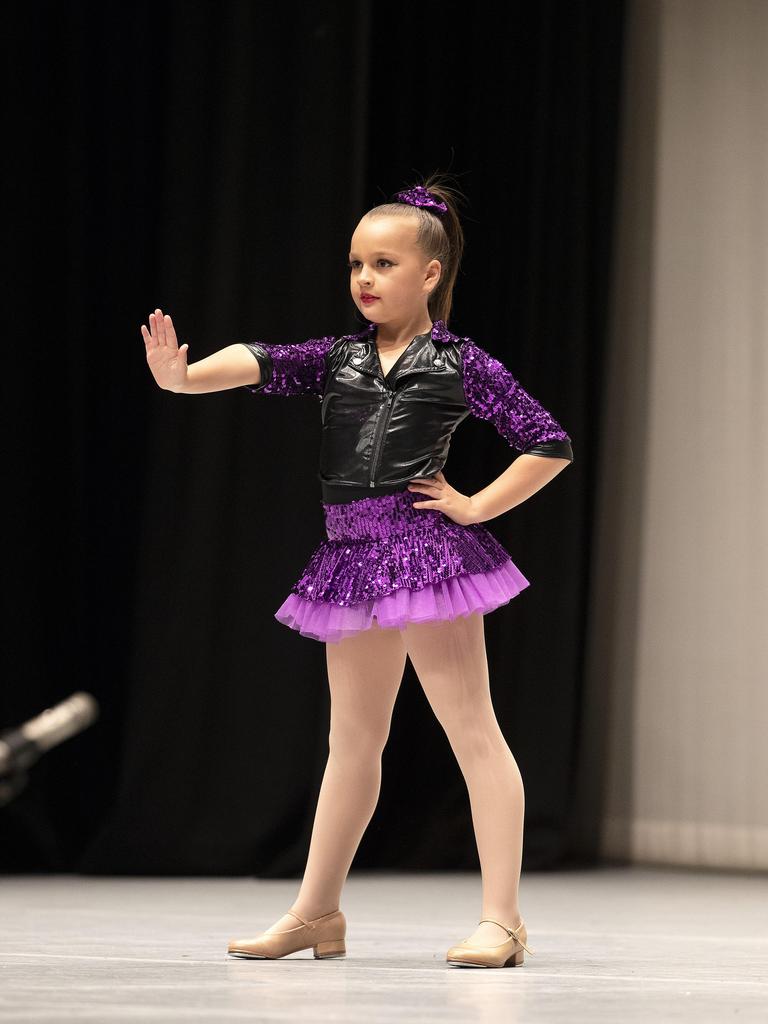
[461,338,573,523]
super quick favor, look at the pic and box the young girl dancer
[142,175,573,969]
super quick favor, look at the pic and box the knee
[328,720,390,762]
[439,712,503,763]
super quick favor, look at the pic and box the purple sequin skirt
[273,488,531,643]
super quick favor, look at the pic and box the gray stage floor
[1,866,766,1022]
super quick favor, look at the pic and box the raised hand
[141,307,189,391]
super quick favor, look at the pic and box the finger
[149,311,164,345]
[164,313,179,350]
[410,484,443,496]
[155,308,167,346]
[140,321,158,350]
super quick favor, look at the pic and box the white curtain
[580,0,768,869]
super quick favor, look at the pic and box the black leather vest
[318,328,470,502]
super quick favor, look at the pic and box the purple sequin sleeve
[461,338,573,456]
[240,335,336,397]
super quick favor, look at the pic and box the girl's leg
[401,611,526,946]
[263,620,407,933]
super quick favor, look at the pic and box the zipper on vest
[369,390,395,486]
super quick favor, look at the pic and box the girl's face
[348,215,441,324]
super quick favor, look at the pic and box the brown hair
[364,171,467,328]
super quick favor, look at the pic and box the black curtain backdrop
[2,1,625,874]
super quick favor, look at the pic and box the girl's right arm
[141,307,261,394]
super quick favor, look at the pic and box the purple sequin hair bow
[393,185,448,215]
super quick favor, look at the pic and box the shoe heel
[504,949,525,967]
[313,939,346,959]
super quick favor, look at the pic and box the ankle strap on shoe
[286,908,340,929]
[478,917,535,955]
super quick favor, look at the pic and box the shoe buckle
[509,928,535,956]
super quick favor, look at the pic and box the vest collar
[345,318,461,384]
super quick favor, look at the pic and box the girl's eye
[347,260,393,268]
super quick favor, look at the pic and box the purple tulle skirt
[274,487,531,643]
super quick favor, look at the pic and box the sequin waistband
[322,487,445,542]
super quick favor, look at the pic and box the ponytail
[364,171,468,328]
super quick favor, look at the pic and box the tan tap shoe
[446,916,535,968]
[227,908,346,960]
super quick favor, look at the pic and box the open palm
[140,307,189,391]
